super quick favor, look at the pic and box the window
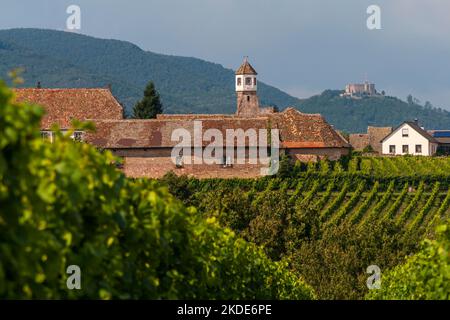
[415,144,422,153]
[237,77,242,86]
[253,78,257,86]
[175,155,183,168]
[245,77,252,85]
[402,128,409,137]
[114,160,124,169]
[247,95,250,102]
[226,156,233,167]
[41,131,53,142]
[402,145,409,154]
[222,156,233,168]
[72,131,84,142]
[389,145,396,154]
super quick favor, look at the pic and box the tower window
[254,78,257,86]
[245,77,252,85]
[237,78,242,86]
[247,96,250,102]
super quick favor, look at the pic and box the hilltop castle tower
[235,57,261,116]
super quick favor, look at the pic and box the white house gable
[381,123,437,156]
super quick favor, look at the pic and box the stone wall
[113,147,269,179]
[111,146,349,178]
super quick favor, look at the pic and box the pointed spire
[235,57,257,75]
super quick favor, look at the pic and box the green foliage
[408,182,440,232]
[0,82,313,299]
[396,181,425,226]
[132,81,163,119]
[362,145,375,153]
[299,90,450,133]
[367,222,450,300]
[348,181,379,225]
[168,171,450,299]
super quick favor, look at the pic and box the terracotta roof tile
[269,108,350,148]
[15,87,349,150]
[13,88,124,129]
[86,108,349,149]
[235,60,258,75]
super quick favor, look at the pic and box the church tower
[235,57,260,116]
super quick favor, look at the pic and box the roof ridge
[235,60,258,75]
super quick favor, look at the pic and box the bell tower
[235,57,260,116]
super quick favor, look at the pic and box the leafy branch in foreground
[0,81,313,300]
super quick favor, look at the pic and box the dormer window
[402,128,409,137]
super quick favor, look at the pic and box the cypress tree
[133,81,163,119]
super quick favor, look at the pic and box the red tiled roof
[14,87,348,150]
[85,118,269,148]
[85,108,350,149]
[235,60,258,75]
[270,108,350,148]
[13,88,124,129]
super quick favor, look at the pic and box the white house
[381,121,439,156]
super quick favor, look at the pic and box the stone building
[341,81,379,98]
[349,126,393,154]
[14,59,350,178]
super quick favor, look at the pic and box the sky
[1,0,450,108]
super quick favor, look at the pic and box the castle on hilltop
[341,81,382,98]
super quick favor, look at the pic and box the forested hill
[1,28,449,132]
[298,90,450,133]
[0,28,300,116]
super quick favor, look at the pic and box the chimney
[414,118,419,125]
[36,81,41,89]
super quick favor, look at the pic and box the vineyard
[163,169,450,299]
[350,156,450,177]
[287,155,450,179]
[293,179,449,235]
[169,174,450,243]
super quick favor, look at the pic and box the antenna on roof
[36,81,41,89]
[244,56,249,63]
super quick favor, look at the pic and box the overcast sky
[1,0,450,108]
